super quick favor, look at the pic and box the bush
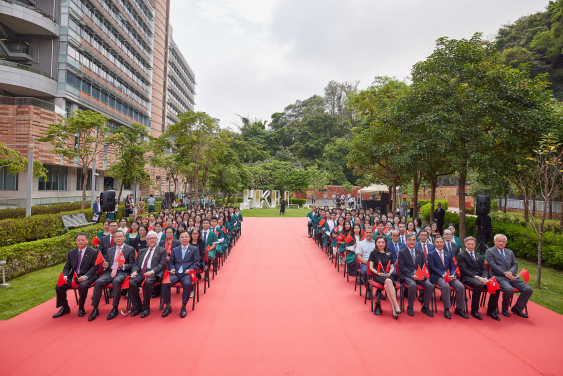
[0,224,103,280]
[290,198,306,205]
[0,202,83,221]
[0,207,125,247]
[418,199,449,210]
[419,200,450,222]
[236,197,244,203]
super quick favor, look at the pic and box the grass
[492,210,561,227]
[241,207,310,218]
[513,258,563,315]
[0,263,63,320]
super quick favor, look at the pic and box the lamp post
[0,260,10,288]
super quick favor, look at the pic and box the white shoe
[190,291,194,298]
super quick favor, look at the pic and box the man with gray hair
[485,234,533,318]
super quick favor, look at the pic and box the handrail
[0,96,65,115]
[0,60,53,79]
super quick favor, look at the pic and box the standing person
[434,202,446,235]
[401,198,409,218]
[336,195,341,208]
[324,193,328,205]
[332,193,336,206]
[280,198,286,215]
[137,197,145,215]
[311,193,316,205]
[349,196,355,209]
[147,194,156,213]
[485,234,533,318]
[92,197,102,223]
[53,233,99,318]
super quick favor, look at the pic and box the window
[91,85,100,100]
[108,96,115,108]
[0,167,18,190]
[76,168,94,191]
[65,101,72,118]
[66,71,81,88]
[104,176,114,190]
[100,91,108,104]
[81,80,91,95]
[38,165,67,191]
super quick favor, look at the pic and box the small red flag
[361,229,365,236]
[215,231,219,237]
[415,265,425,280]
[91,236,100,246]
[344,234,353,244]
[444,272,450,282]
[453,257,458,267]
[135,250,138,258]
[318,219,326,226]
[385,261,391,272]
[377,261,382,273]
[116,250,126,264]
[163,223,167,228]
[57,272,66,287]
[422,264,430,279]
[95,252,105,265]
[188,269,197,283]
[337,233,345,241]
[518,268,530,283]
[71,272,78,288]
[162,270,171,284]
[222,226,227,233]
[455,267,460,279]
[487,277,501,294]
[127,228,131,233]
[121,276,130,289]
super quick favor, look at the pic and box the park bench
[62,213,94,232]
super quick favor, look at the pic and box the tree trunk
[524,188,529,223]
[458,170,467,242]
[118,181,124,203]
[430,176,437,223]
[194,159,200,201]
[413,173,420,220]
[503,194,507,213]
[391,179,397,216]
[387,186,392,213]
[549,198,553,219]
[203,161,210,195]
[532,195,536,218]
[81,169,88,209]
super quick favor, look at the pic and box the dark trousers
[95,213,102,223]
[436,278,465,310]
[462,277,500,313]
[162,273,193,306]
[496,275,533,311]
[91,273,127,307]
[347,261,357,277]
[307,222,313,234]
[402,277,434,309]
[478,232,491,253]
[129,273,161,310]
[55,276,96,309]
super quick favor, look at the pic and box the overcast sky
[169,0,548,129]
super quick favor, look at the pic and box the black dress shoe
[140,309,150,318]
[365,291,372,300]
[121,290,128,296]
[356,279,362,286]
[130,307,142,317]
[162,305,172,317]
[421,306,434,317]
[471,311,483,320]
[108,290,114,298]
[106,307,118,320]
[407,307,414,316]
[487,311,501,321]
[88,307,99,321]
[511,307,528,318]
[180,305,187,318]
[418,294,423,304]
[78,308,86,317]
[502,310,511,317]
[444,309,451,319]
[53,306,71,318]
[455,309,469,319]
[152,292,160,298]
[377,291,387,301]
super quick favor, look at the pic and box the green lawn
[514,258,563,315]
[492,210,561,227]
[241,207,310,218]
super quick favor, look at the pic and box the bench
[62,213,94,232]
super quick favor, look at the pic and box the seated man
[457,236,500,320]
[388,230,406,275]
[443,229,461,259]
[89,230,135,321]
[162,231,200,318]
[355,226,376,300]
[373,220,391,242]
[53,232,99,318]
[485,234,533,318]
[398,233,434,317]
[428,236,468,319]
[128,231,167,318]
[416,230,434,259]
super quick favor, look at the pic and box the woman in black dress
[130,224,149,252]
[369,235,400,319]
[190,227,205,279]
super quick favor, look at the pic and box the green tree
[37,110,109,208]
[306,165,330,193]
[0,142,46,179]
[283,169,310,197]
[341,181,354,194]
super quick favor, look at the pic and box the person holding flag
[88,230,135,321]
[485,234,533,318]
[368,235,400,319]
[53,233,100,319]
[306,206,317,238]
[427,236,468,319]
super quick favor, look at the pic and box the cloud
[169,0,548,128]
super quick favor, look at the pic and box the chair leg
[192,283,196,311]
[159,293,164,310]
[74,290,79,305]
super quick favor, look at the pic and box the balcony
[0,60,56,97]
[0,0,59,36]
[0,96,65,116]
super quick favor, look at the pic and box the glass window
[38,164,67,191]
[66,71,81,88]
[0,167,18,190]
[100,91,108,104]
[108,96,115,108]
[65,101,72,118]
[76,168,92,191]
[81,80,91,95]
[91,85,100,100]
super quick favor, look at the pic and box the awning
[357,184,389,194]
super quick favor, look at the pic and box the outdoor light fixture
[0,260,10,288]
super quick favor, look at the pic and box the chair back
[366,261,373,277]
[204,247,209,263]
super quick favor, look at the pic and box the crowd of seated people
[307,205,532,321]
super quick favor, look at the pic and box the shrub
[236,197,244,203]
[290,198,306,205]
[418,199,449,210]
[465,201,475,214]
[0,202,83,221]
[419,200,450,221]
[0,224,104,280]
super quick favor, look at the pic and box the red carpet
[0,217,562,375]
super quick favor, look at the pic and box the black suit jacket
[169,245,200,273]
[457,250,488,282]
[62,246,99,280]
[99,234,114,258]
[434,208,445,223]
[444,241,460,259]
[398,247,426,281]
[132,246,167,277]
[104,244,136,275]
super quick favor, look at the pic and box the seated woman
[430,222,440,243]
[406,220,417,236]
[337,220,353,265]
[159,226,180,256]
[385,220,394,234]
[413,217,423,233]
[369,235,401,319]
[345,224,363,277]
[393,216,400,229]
[118,217,129,234]
[126,221,140,245]
[130,224,148,252]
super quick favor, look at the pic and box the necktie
[401,236,405,244]
[500,249,507,264]
[395,243,399,254]
[470,251,476,261]
[439,251,444,266]
[142,249,153,274]
[410,249,416,264]
[76,250,83,275]
[203,231,207,244]
[111,247,121,278]
[110,236,114,247]
[423,244,427,258]
[178,247,186,274]
[447,243,451,253]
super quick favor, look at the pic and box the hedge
[290,198,306,205]
[236,197,244,203]
[417,199,449,210]
[0,224,104,280]
[419,200,450,221]
[0,202,83,221]
[0,206,126,247]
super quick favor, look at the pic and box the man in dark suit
[398,233,434,317]
[428,236,468,319]
[388,230,406,275]
[457,236,500,320]
[99,220,118,258]
[442,229,461,259]
[92,197,102,223]
[485,234,533,318]
[416,230,434,259]
[89,230,135,321]
[53,232,99,318]
[162,231,200,318]
[128,231,167,318]
[434,202,446,235]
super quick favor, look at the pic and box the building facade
[0,0,195,208]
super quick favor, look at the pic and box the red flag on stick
[455,267,460,279]
[422,264,430,279]
[318,219,326,226]
[344,234,353,244]
[487,277,501,294]
[91,236,100,246]
[444,272,450,283]
[385,261,391,272]
[162,270,171,284]
[121,276,130,289]
[188,269,197,283]
[95,252,105,266]
[415,266,425,280]
[453,257,458,267]
[518,268,530,283]
[337,233,345,241]
[117,250,126,264]
[56,272,66,287]
[71,272,78,288]
[377,261,382,273]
